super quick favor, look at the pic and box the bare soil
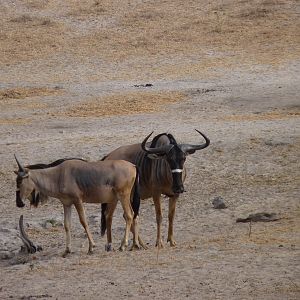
[0,1,299,299]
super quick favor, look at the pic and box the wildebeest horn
[14,154,26,173]
[141,132,173,154]
[19,215,38,254]
[179,130,210,153]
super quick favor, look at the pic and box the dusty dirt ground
[0,0,300,299]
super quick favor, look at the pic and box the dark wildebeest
[101,130,210,248]
[14,155,141,256]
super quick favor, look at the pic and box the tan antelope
[101,130,210,248]
[14,155,141,256]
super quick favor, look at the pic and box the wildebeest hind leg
[119,196,133,251]
[74,201,95,254]
[105,201,117,251]
[127,216,147,250]
[63,204,72,257]
[129,216,141,250]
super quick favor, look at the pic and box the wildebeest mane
[25,158,86,169]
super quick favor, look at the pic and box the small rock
[133,83,153,88]
[212,196,227,209]
[44,222,53,229]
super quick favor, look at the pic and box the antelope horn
[14,154,26,174]
[19,215,37,254]
[179,129,210,153]
[141,132,173,154]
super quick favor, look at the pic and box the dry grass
[221,109,300,122]
[64,91,186,117]
[0,87,62,101]
[0,118,31,125]
[0,0,299,79]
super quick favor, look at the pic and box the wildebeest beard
[30,190,40,207]
[30,190,49,207]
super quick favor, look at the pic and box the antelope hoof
[87,249,94,255]
[105,243,113,252]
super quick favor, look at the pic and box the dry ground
[0,1,299,299]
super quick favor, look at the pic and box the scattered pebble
[212,196,227,209]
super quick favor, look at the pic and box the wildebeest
[101,130,210,248]
[14,155,141,256]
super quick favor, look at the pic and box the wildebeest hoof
[168,239,177,247]
[155,240,164,248]
[138,236,148,250]
[119,245,126,252]
[129,243,141,251]
[105,243,113,252]
[62,249,71,258]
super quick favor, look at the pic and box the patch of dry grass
[0,87,62,101]
[64,91,186,117]
[221,109,300,122]
[0,1,299,79]
[0,118,31,125]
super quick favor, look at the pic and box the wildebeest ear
[185,149,196,155]
[15,170,29,178]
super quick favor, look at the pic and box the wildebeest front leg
[63,204,72,257]
[74,201,95,255]
[153,194,164,248]
[105,201,117,251]
[167,196,177,247]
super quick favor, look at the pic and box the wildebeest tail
[132,166,140,219]
[100,203,107,237]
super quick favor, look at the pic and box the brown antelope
[14,155,140,256]
[101,130,210,248]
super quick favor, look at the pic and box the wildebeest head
[14,155,36,208]
[141,130,210,194]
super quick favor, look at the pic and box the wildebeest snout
[173,184,185,194]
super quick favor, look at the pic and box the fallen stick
[19,215,42,254]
